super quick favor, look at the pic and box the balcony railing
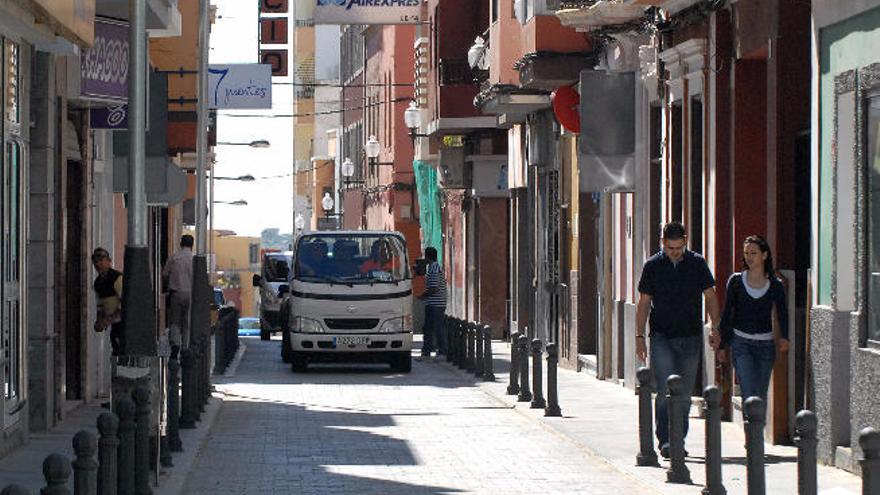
[440,58,480,86]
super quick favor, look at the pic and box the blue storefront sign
[90,105,128,130]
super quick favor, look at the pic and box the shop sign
[80,17,129,102]
[260,50,289,77]
[90,105,128,130]
[260,0,289,14]
[314,0,421,25]
[208,64,273,109]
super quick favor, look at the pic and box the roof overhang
[556,1,646,30]
[425,117,499,136]
[478,92,551,117]
[516,52,597,91]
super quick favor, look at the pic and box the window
[689,96,704,254]
[671,101,683,222]
[867,94,880,343]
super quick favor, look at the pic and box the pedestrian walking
[163,234,194,354]
[635,221,721,459]
[718,235,789,403]
[92,247,125,356]
[418,247,447,359]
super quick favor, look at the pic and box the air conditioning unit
[438,146,469,189]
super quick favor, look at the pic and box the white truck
[279,231,413,372]
[253,250,293,340]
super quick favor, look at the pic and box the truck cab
[282,231,413,372]
[253,250,292,340]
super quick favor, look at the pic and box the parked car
[238,317,261,337]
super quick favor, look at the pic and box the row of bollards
[213,306,240,374]
[445,318,496,382]
[635,366,880,494]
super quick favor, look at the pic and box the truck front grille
[324,318,380,330]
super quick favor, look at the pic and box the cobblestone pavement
[181,338,656,495]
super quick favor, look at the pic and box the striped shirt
[424,261,447,308]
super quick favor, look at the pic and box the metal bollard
[191,344,203,421]
[795,410,817,495]
[859,427,880,495]
[446,318,455,363]
[530,339,546,409]
[178,349,196,429]
[116,399,136,495]
[203,335,213,405]
[636,367,658,466]
[506,331,520,395]
[0,485,29,495]
[545,343,561,417]
[198,336,208,410]
[482,325,495,382]
[457,322,468,370]
[132,387,152,495]
[743,397,767,495]
[42,453,72,495]
[214,323,226,374]
[702,386,726,495]
[666,374,692,484]
[167,358,183,451]
[517,334,532,403]
[475,323,485,378]
[72,430,98,495]
[466,324,476,373]
[97,413,119,495]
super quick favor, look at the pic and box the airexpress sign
[314,0,421,24]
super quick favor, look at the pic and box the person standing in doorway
[92,248,124,356]
[719,235,789,403]
[163,234,194,354]
[419,247,447,359]
[635,221,721,459]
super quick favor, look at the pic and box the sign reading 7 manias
[207,64,273,110]
[314,0,421,25]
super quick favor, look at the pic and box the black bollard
[72,430,98,495]
[475,323,485,377]
[457,322,467,370]
[482,325,495,382]
[203,335,212,405]
[702,386,726,495]
[636,367,659,466]
[167,358,183,451]
[507,331,520,395]
[530,339,546,409]
[197,337,207,411]
[795,410,817,495]
[132,387,152,495]
[179,348,196,429]
[0,485,29,495]
[859,427,880,495]
[743,397,767,495]
[545,342,562,417]
[214,323,226,374]
[666,375,691,484]
[466,324,476,373]
[42,453,72,495]
[517,334,532,403]
[116,398,136,495]
[446,318,455,363]
[97,413,119,495]
[191,345,203,421]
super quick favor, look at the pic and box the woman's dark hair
[742,235,776,278]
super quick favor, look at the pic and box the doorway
[64,158,85,400]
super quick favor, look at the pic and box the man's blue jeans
[651,333,702,448]
[730,335,776,403]
[423,305,447,356]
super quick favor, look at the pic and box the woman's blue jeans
[651,333,702,449]
[730,335,777,403]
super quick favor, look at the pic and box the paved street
[180,337,654,494]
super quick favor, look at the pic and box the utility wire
[217,96,412,118]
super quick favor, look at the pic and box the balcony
[440,59,481,86]
[556,0,646,29]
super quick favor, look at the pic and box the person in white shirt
[163,235,194,353]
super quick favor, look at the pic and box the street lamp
[321,192,334,218]
[341,157,364,188]
[294,213,305,233]
[211,174,255,181]
[213,199,248,206]
[403,101,430,143]
[364,135,394,173]
[215,139,271,148]
[467,36,489,70]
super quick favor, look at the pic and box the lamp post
[403,101,430,144]
[364,135,394,173]
[215,139,271,148]
[212,199,248,206]
[341,158,364,188]
[322,193,334,218]
[211,174,255,182]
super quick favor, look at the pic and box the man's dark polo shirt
[638,250,715,338]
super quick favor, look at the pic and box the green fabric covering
[413,160,442,264]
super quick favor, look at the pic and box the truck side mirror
[252,273,262,287]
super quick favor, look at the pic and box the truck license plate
[335,336,370,346]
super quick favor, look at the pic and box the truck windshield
[263,254,292,282]
[294,234,409,284]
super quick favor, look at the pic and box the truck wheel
[291,352,308,372]
[281,330,292,363]
[390,352,411,373]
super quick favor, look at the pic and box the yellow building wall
[212,234,260,317]
[149,0,200,111]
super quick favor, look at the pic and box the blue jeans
[423,306,447,355]
[731,335,777,403]
[651,333,702,448]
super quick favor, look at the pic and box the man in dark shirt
[635,222,721,458]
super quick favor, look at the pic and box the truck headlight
[379,315,411,334]
[293,316,324,333]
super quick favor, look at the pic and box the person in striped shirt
[419,247,447,357]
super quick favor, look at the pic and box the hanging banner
[314,0,421,25]
[207,64,273,109]
[80,17,129,103]
[90,105,128,130]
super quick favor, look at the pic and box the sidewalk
[449,340,862,495]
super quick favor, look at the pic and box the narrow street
[180,338,654,495]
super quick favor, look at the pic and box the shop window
[867,94,880,344]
